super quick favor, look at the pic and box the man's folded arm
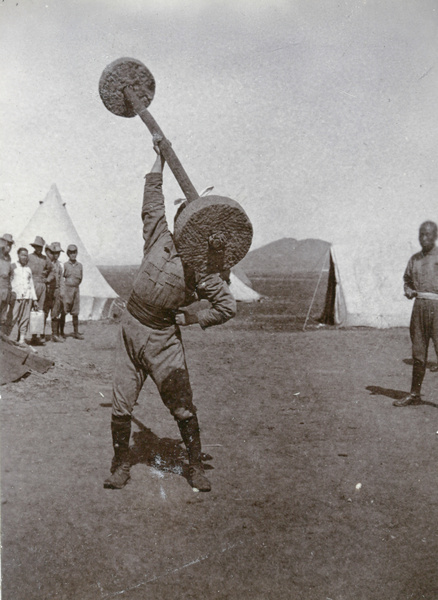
[195,274,237,329]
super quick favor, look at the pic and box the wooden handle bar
[123,86,199,203]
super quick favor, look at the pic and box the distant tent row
[320,242,415,328]
[15,185,260,321]
[13,187,422,328]
[15,187,421,327]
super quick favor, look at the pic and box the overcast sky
[1,0,437,264]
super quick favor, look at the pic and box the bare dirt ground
[1,275,438,600]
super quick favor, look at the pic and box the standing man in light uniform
[60,244,84,340]
[394,221,438,406]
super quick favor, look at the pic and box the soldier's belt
[127,291,177,330]
[416,292,438,300]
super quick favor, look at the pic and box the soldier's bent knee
[159,368,196,418]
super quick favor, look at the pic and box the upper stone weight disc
[99,58,155,118]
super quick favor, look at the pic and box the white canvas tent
[228,270,261,302]
[320,242,416,328]
[16,184,118,321]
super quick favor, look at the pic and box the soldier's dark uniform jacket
[0,252,12,329]
[127,173,236,329]
[112,172,236,419]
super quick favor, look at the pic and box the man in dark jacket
[27,235,54,345]
[0,235,13,333]
[44,242,65,343]
[104,138,236,492]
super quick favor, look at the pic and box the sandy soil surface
[1,308,438,599]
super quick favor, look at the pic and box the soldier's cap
[30,235,45,248]
[0,233,14,244]
[48,242,64,253]
[67,244,78,253]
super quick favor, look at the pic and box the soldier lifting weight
[99,58,253,491]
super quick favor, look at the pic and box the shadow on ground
[129,416,213,485]
[402,358,438,370]
[366,386,438,408]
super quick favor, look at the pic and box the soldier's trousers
[44,288,62,320]
[112,310,196,419]
[9,299,32,342]
[410,298,438,365]
[62,285,80,316]
[34,282,46,312]
[0,288,11,330]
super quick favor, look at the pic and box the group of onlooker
[0,233,83,347]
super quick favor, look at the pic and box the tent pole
[302,248,330,332]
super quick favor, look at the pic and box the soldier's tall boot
[31,334,46,346]
[59,313,66,339]
[393,360,425,406]
[177,415,211,492]
[72,316,84,340]
[51,319,64,343]
[42,312,48,341]
[104,416,131,489]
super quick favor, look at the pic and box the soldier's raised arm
[141,136,170,255]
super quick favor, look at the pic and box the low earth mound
[240,237,330,276]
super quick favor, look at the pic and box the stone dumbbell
[99,57,253,273]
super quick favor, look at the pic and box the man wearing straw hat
[27,235,54,345]
[0,233,14,262]
[44,242,65,343]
